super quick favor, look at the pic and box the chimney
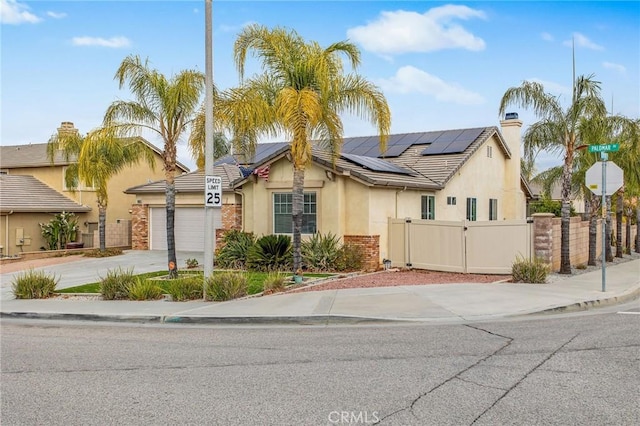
[57,121,78,137]
[500,112,526,219]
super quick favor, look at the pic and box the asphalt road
[2,305,639,426]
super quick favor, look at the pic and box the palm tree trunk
[587,197,597,266]
[625,211,631,254]
[292,167,305,273]
[559,159,572,274]
[605,196,613,262]
[636,202,640,253]
[166,179,178,279]
[98,205,107,252]
[615,190,623,257]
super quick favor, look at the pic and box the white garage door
[150,207,220,251]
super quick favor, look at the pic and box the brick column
[343,235,380,271]
[532,213,554,266]
[131,204,149,250]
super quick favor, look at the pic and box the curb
[0,312,162,323]
[530,285,640,315]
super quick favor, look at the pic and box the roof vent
[505,112,518,120]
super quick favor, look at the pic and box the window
[489,198,498,221]
[273,192,317,234]
[466,197,477,221]
[487,145,493,158]
[446,196,456,205]
[62,166,94,191]
[421,195,435,220]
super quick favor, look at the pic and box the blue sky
[2,0,638,172]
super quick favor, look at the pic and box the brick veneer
[131,204,149,250]
[222,203,242,230]
[343,235,380,271]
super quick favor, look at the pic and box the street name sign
[205,175,222,207]
[585,161,623,195]
[588,144,619,153]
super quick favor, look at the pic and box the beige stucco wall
[8,155,175,234]
[0,211,90,256]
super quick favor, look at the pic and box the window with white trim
[466,197,477,221]
[273,192,317,234]
[62,166,95,191]
[447,196,456,205]
[489,198,498,221]
[421,195,435,220]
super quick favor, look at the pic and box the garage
[150,207,221,251]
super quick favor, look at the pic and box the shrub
[205,271,248,301]
[126,277,163,301]
[246,234,292,271]
[262,271,287,294]
[100,267,136,300]
[301,232,341,272]
[512,256,549,284]
[84,248,123,258]
[167,276,203,301]
[529,197,576,217]
[216,230,256,269]
[185,258,199,269]
[12,269,58,299]
[335,243,365,272]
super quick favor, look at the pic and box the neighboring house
[0,121,189,254]
[126,115,533,268]
[529,181,587,214]
[0,175,91,255]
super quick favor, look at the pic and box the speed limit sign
[205,175,222,207]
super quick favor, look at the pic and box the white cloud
[541,32,554,42]
[529,78,571,96]
[219,21,256,33]
[347,5,486,55]
[1,0,41,24]
[602,62,626,73]
[46,11,67,19]
[72,36,131,48]
[563,32,604,50]
[378,65,484,105]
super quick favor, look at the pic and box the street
[1,305,639,426]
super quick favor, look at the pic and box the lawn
[57,271,333,295]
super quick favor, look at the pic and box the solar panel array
[341,153,414,175]
[421,128,485,155]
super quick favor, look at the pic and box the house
[0,122,189,255]
[126,115,533,268]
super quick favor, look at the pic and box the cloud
[529,78,571,96]
[1,0,41,24]
[541,32,554,42]
[72,36,131,48]
[378,65,484,105]
[563,32,604,50]
[602,62,626,73]
[46,11,67,19]
[347,5,486,55]
[219,21,256,33]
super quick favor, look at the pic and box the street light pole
[204,0,215,297]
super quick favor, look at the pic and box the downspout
[395,187,407,218]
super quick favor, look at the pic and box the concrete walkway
[1,251,638,324]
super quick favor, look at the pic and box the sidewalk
[1,252,638,324]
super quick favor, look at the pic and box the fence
[388,218,532,274]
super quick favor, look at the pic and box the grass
[57,270,334,295]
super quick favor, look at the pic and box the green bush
[262,271,287,294]
[512,256,549,284]
[126,277,163,301]
[216,230,256,269]
[205,271,248,301]
[301,232,341,272]
[529,197,576,217]
[167,276,203,301]
[84,248,123,258]
[335,243,365,272]
[100,267,136,300]
[185,258,199,269]
[12,269,59,299]
[246,234,292,271]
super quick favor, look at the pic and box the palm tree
[213,25,390,272]
[499,76,606,273]
[47,127,155,251]
[103,55,205,277]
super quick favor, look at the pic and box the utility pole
[203,0,215,297]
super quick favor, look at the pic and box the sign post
[585,144,623,292]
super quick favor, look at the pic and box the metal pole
[601,153,607,292]
[204,0,215,297]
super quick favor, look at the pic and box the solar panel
[341,153,413,175]
[421,128,485,155]
[433,130,463,144]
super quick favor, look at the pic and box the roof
[0,139,190,172]
[231,126,511,190]
[124,163,242,194]
[0,175,92,213]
